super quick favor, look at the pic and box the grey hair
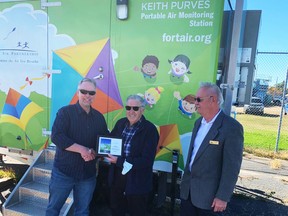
[126,95,146,107]
[78,78,97,89]
[199,82,224,106]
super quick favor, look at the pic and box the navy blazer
[180,111,244,210]
[108,116,159,195]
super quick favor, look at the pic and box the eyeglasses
[125,106,141,111]
[195,96,212,103]
[79,89,96,96]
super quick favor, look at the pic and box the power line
[257,51,288,55]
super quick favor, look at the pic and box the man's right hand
[66,143,96,161]
[80,147,96,161]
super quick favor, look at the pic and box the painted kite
[154,124,184,170]
[0,88,44,148]
[51,38,123,124]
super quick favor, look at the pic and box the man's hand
[81,148,96,162]
[66,143,96,161]
[211,198,227,212]
[105,153,118,164]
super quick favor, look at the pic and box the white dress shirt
[189,110,221,171]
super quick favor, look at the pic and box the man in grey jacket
[180,82,243,215]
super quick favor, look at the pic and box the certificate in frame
[96,136,123,156]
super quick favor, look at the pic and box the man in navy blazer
[180,82,244,215]
[106,94,159,216]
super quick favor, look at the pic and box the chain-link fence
[235,52,288,153]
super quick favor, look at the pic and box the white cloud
[0,3,75,98]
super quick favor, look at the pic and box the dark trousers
[180,196,223,216]
[110,168,149,216]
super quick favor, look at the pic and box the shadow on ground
[90,193,288,216]
[90,184,288,216]
[223,193,288,216]
[1,161,288,216]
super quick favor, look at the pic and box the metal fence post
[170,149,179,216]
[275,68,288,152]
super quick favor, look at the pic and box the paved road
[238,153,288,204]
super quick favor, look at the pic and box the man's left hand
[211,198,227,212]
[105,153,118,164]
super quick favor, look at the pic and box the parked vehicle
[243,97,264,115]
[272,96,283,106]
[284,103,288,115]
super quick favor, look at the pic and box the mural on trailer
[0,0,224,171]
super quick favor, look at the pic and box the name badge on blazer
[209,140,219,145]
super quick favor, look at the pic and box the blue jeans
[46,167,96,216]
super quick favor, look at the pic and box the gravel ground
[85,153,288,216]
[1,154,288,216]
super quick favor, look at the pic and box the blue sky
[226,0,288,85]
[243,0,288,85]
[246,0,288,52]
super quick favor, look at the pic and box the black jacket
[108,116,159,195]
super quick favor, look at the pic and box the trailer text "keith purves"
[141,1,210,10]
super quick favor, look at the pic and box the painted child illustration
[174,91,196,118]
[134,55,160,79]
[168,54,192,83]
[139,86,164,108]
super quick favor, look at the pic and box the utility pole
[223,0,244,115]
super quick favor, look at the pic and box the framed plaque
[96,136,123,156]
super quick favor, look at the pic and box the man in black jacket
[106,94,159,216]
[46,78,109,216]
